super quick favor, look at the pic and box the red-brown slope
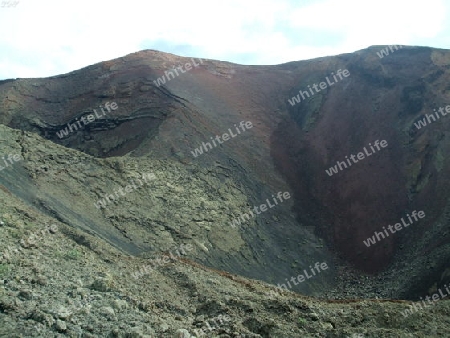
[1,47,449,296]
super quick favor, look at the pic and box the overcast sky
[0,0,448,80]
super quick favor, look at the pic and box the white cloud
[289,0,447,46]
[0,0,448,78]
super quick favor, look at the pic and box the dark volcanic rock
[0,46,449,304]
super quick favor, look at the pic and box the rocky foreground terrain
[0,126,448,337]
[0,46,450,337]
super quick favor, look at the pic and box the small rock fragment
[174,329,191,338]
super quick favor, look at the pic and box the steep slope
[1,126,449,337]
[0,53,334,296]
[0,46,449,302]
